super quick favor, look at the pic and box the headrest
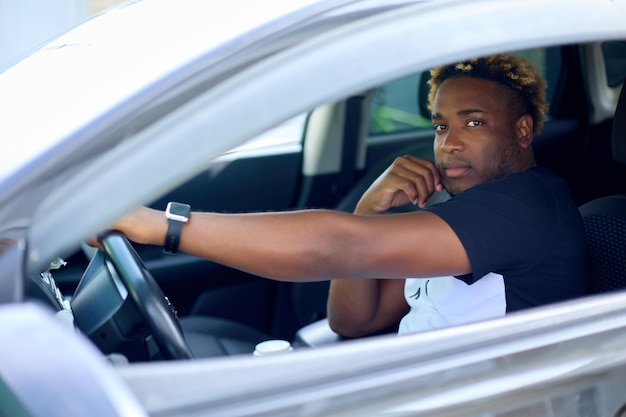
[613,83,626,164]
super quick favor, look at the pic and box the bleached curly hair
[427,54,548,134]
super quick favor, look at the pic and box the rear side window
[367,47,562,140]
[602,41,626,88]
[368,72,431,136]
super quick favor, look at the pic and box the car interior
[33,40,626,362]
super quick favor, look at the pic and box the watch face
[166,202,190,221]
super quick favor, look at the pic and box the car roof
[0,0,325,183]
[1,0,625,272]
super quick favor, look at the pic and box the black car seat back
[579,82,626,294]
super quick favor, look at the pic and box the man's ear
[516,114,534,149]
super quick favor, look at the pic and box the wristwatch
[164,202,191,255]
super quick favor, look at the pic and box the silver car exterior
[0,0,625,416]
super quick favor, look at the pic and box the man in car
[110,54,587,338]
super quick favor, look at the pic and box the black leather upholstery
[180,316,269,357]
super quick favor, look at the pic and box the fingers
[112,206,160,245]
[388,155,442,208]
[356,155,442,214]
[87,206,159,248]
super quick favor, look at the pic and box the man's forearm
[115,207,371,281]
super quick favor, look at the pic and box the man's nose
[440,127,464,153]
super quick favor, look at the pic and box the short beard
[489,135,524,182]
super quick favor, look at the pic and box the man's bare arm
[113,206,469,281]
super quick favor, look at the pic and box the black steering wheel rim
[100,231,194,360]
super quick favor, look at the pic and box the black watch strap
[164,202,190,255]
[164,219,185,254]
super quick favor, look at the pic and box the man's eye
[466,119,483,127]
[434,124,447,131]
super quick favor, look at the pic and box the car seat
[578,82,626,294]
[179,315,271,357]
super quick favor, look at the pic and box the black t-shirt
[425,167,587,312]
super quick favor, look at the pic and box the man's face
[431,76,527,196]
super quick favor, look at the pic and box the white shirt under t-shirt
[398,273,506,335]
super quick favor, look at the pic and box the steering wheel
[99,231,195,360]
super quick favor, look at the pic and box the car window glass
[602,41,626,88]
[367,47,561,141]
[368,72,431,136]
